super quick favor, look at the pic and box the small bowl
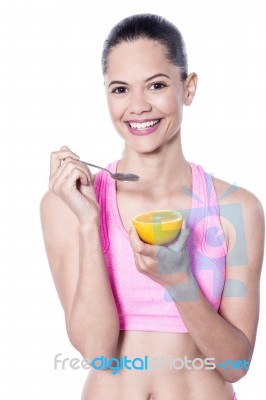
[132,210,183,245]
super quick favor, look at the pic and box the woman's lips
[126,119,161,136]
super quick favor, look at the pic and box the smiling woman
[40,13,264,400]
[105,37,196,150]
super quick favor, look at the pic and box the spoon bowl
[81,161,140,182]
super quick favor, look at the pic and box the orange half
[132,210,183,245]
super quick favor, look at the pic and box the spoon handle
[80,161,107,172]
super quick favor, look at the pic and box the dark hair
[101,13,188,81]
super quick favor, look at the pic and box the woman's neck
[117,135,191,197]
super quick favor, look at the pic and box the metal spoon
[80,161,140,182]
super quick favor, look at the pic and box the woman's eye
[112,87,128,94]
[150,82,167,90]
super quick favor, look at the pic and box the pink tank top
[94,161,227,333]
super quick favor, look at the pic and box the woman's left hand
[129,225,198,302]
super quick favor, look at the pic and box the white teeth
[129,120,159,129]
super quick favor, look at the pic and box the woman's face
[104,39,195,154]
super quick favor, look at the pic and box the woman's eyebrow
[145,73,171,82]
[108,80,128,88]
[108,73,171,88]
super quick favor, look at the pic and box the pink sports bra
[94,161,227,333]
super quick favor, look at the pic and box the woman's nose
[128,91,152,115]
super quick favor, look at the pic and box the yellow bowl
[132,210,183,245]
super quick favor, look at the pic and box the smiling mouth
[128,119,160,130]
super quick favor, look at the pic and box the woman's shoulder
[212,175,264,223]
[40,172,98,220]
[40,190,79,239]
[212,176,264,265]
[40,189,74,218]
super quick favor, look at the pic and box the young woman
[40,14,264,400]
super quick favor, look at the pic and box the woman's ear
[183,73,198,106]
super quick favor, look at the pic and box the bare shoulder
[40,169,98,256]
[40,170,97,234]
[40,190,78,229]
[212,176,265,265]
[40,190,80,249]
[212,175,265,222]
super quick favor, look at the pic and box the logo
[54,353,216,375]
[217,359,250,371]
[155,176,248,302]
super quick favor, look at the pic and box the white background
[1,0,265,398]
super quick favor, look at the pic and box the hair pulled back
[101,13,188,81]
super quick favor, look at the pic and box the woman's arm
[176,188,264,382]
[40,147,119,360]
[129,185,264,383]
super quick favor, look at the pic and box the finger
[79,179,96,199]
[133,252,143,271]
[50,161,90,193]
[53,166,89,196]
[50,148,80,178]
[50,158,91,189]
[60,145,70,151]
[129,225,154,257]
[133,250,153,274]
[61,168,89,192]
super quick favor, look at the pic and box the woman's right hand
[49,145,99,225]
